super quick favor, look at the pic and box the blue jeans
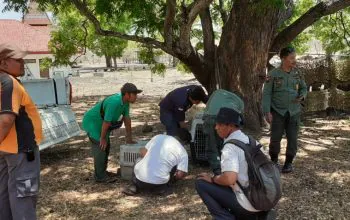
[195,179,262,220]
[160,109,179,136]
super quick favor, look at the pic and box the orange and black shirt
[0,72,42,154]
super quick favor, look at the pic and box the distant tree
[49,7,130,67]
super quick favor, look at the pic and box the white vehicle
[21,69,80,151]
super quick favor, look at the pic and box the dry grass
[37,70,350,220]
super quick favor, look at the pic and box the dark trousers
[132,166,177,195]
[89,137,111,181]
[160,109,179,136]
[269,110,300,163]
[195,179,262,220]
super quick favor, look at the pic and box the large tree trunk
[105,55,112,67]
[112,56,117,68]
[180,3,281,131]
[216,4,280,131]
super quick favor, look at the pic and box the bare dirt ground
[37,70,350,220]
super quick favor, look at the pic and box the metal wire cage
[190,112,208,162]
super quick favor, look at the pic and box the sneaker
[122,185,139,196]
[282,163,293,173]
[95,175,118,183]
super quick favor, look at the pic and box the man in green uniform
[262,47,307,173]
[82,83,142,182]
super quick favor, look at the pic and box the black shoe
[271,159,280,170]
[282,163,293,173]
[122,185,139,196]
[265,209,277,220]
[154,186,174,196]
[272,160,280,167]
[95,175,118,183]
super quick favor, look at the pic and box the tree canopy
[4,0,350,130]
[47,6,130,66]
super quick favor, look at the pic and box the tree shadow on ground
[38,95,350,220]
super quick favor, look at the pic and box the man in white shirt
[196,107,274,220]
[123,128,191,196]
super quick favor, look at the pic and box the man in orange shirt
[0,43,43,220]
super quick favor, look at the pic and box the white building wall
[24,53,54,78]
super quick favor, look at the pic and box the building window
[24,59,36,64]
[39,59,51,78]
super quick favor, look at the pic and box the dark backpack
[225,136,281,211]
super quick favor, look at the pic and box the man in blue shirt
[159,85,208,135]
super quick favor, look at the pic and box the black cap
[280,46,295,58]
[190,86,208,103]
[216,107,244,127]
[121,83,142,94]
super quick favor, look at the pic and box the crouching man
[123,128,191,196]
[195,108,276,220]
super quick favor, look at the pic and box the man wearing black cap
[82,83,142,183]
[159,85,208,136]
[0,43,43,220]
[195,107,268,219]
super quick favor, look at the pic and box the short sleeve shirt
[0,73,43,153]
[222,130,260,212]
[134,135,188,184]
[82,93,130,141]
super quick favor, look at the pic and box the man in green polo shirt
[262,46,307,173]
[82,83,142,182]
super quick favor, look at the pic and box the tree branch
[339,12,350,48]
[178,0,214,56]
[270,0,350,56]
[276,0,294,28]
[188,0,213,23]
[199,7,215,60]
[218,0,228,24]
[70,0,172,54]
[164,0,177,48]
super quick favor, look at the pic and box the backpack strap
[224,135,257,156]
[223,138,252,192]
[223,136,262,190]
[100,98,107,120]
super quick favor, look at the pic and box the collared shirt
[82,93,130,141]
[134,134,188,184]
[262,67,307,116]
[221,130,260,212]
[0,73,42,154]
[159,85,198,122]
